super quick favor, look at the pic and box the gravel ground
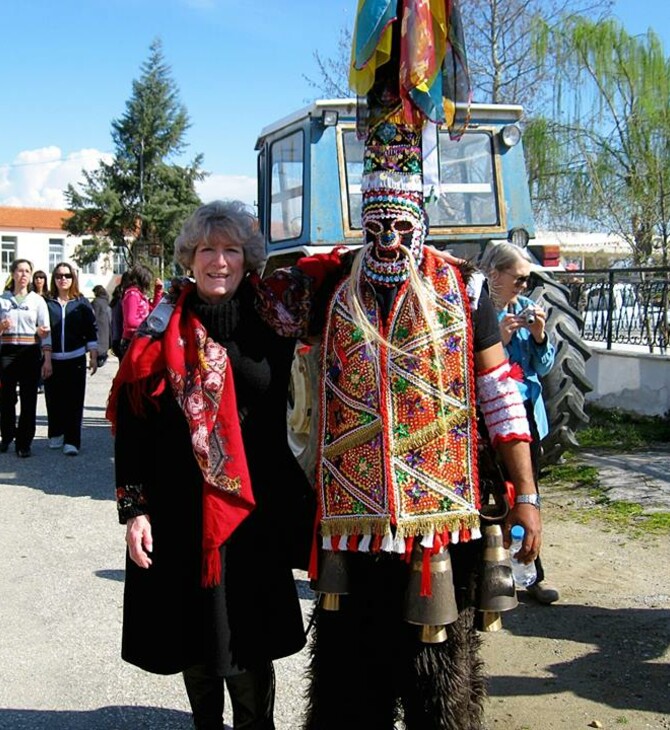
[0,358,668,730]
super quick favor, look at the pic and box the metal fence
[551,267,670,354]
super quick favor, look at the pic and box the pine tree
[65,38,205,275]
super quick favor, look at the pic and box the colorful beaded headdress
[351,0,471,287]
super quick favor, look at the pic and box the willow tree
[460,0,611,111]
[65,39,205,274]
[530,17,670,264]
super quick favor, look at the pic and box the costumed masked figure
[256,2,541,728]
[250,2,542,726]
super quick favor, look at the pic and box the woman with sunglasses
[479,241,559,605]
[42,263,98,456]
[0,259,52,457]
[32,270,48,297]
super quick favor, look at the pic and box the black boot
[183,663,225,730]
[225,664,276,729]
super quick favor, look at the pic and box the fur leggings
[303,551,486,730]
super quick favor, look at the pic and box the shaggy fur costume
[303,549,486,730]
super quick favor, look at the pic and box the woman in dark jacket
[107,200,313,730]
[91,285,112,367]
[42,263,98,456]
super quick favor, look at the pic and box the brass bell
[403,543,459,643]
[310,549,351,612]
[477,524,518,616]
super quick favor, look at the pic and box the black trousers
[0,344,41,450]
[524,400,546,584]
[182,662,275,730]
[44,355,87,449]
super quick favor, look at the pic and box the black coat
[114,281,314,675]
[92,292,112,354]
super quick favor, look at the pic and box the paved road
[0,360,310,730]
[1,360,668,729]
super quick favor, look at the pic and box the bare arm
[476,342,542,563]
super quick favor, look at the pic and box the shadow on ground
[0,706,195,730]
[489,601,670,715]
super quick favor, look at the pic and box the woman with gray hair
[479,241,559,605]
[108,199,315,729]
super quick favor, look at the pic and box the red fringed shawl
[107,283,255,587]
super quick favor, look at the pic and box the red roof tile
[0,206,73,231]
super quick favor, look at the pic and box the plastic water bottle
[509,525,537,588]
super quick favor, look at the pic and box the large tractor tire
[287,341,321,485]
[528,271,593,467]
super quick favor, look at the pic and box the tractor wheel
[287,341,321,484]
[528,271,593,467]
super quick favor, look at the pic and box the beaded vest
[317,249,480,549]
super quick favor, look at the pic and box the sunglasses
[55,273,73,280]
[501,271,530,287]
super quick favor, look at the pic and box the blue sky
[0,0,668,209]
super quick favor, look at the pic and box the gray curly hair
[174,200,266,273]
[479,241,532,276]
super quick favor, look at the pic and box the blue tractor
[255,99,591,472]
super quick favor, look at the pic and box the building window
[80,239,97,274]
[1,236,17,274]
[49,238,65,271]
[113,249,128,275]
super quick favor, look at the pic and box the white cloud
[0,147,257,211]
[0,147,113,209]
[196,173,257,208]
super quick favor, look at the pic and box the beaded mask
[361,119,426,287]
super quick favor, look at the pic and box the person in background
[31,270,49,393]
[42,263,98,456]
[0,259,52,457]
[31,271,48,297]
[119,264,162,359]
[110,271,130,359]
[107,201,313,730]
[479,241,559,605]
[92,285,112,367]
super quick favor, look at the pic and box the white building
[534,230,634,269]
[0,206,125,297]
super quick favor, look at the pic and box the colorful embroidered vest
[317,250,480,551]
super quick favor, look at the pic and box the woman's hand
[89,350,98,376]
[37,325,50,339]
[499,312,521,346]
[0,317,11,333]
[126,515,153,569]
[41,351,53,380]
[426,246,466,266]
[524,306,547,343]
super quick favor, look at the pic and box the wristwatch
[515,493,541,509]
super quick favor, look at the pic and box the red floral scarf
[107,283,255,586]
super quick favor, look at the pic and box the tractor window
[425,131,498,227]
[343,131,364,229]
[269,130,304,242]
[342,128,498,230]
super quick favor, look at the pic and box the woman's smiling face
[191,234,245,304]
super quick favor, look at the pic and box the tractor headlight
[508,227,530,248]
[500,124,521,148]
[321,110,339,127]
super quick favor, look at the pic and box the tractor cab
[255,99,557,270]
[255,100,588,473]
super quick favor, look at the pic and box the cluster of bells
[311,524,517,644]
